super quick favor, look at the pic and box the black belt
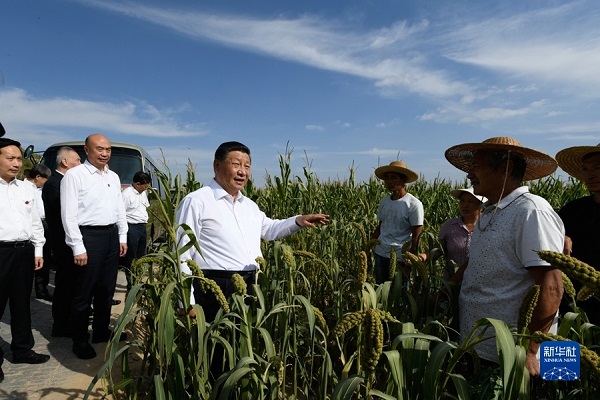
[79,224,116,230]
[203,269,256,279]
[0,240,32,248]
[127,222,147,225]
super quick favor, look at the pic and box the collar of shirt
[83,159,109,175]
[483,186,529,212]
[0,176,19,186]
[209,179,246,203]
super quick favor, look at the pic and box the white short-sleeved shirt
[459,186,564,362]
[374,192,424,260]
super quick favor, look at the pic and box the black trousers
[34,220,52,295]
[193,269,255,378]
[122,223,147,290]
[71,225,120,344]
[51,239,76,332]
[193,270,255,322]
[0,242,35,364]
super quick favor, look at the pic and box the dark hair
[214,141,251,162]
[133,171,151,184]
[25,163,52,179]
[0,138,21,153]
[479,150,526,182]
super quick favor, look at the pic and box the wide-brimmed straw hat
[450,187,487,203]
[555,144,600,181]
[444,136,557,181]
[374,161,418,183]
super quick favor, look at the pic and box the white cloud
[443,2,600,93]
[78,0,474,100]
[335,121,351,128]
[0,87,205,148]
[79,0,600,132]
[375,118,402,128]
[305,124,324,131]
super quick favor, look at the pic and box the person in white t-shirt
[371,161,424,284]
[121,171,151,291]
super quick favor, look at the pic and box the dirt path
[0,271,130,400]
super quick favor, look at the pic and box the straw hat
[444,136,557,181]
[374,161,418,183]
[450,187,487,203]
[555,144,600,181]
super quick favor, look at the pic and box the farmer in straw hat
[445,137,564,377]
[556,143,600,325]
[371,161,424,284]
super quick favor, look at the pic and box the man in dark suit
[42,146,81,337]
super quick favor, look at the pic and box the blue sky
[2,0,600,187]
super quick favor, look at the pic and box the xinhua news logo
[539,341,580,381]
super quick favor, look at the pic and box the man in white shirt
[60,133,128,360]
[445,136,564,377]
[121,171,151,291]
[0,138,50,384]
[23,163,53,301]
[176,141,329,323]
[371,161,424,283]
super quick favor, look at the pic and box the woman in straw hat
[556,144,600,324]
[371,161,424,284]
[445,137,564,377]
[436,187,486,283]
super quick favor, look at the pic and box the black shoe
[0,366,4,383]
[35,289,54,303]
[51,326,72,338]
[12,351,50,364]
[111,299,121,306]
[72,342,96,359]
[36,291,53,302]
[92,331,127,344]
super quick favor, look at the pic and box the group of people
[0,133,152,383]
[1,133,599,383]
[372,136,600,377]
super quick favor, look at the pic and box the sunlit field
[93,154,597,400]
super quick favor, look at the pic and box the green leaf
[449,373,471,400]
[424,341,456,400]
[154,375,166,400]
[369,389,398,399]
[295,294,316,336]
[332,375,364,400]
[382,350,405,400]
